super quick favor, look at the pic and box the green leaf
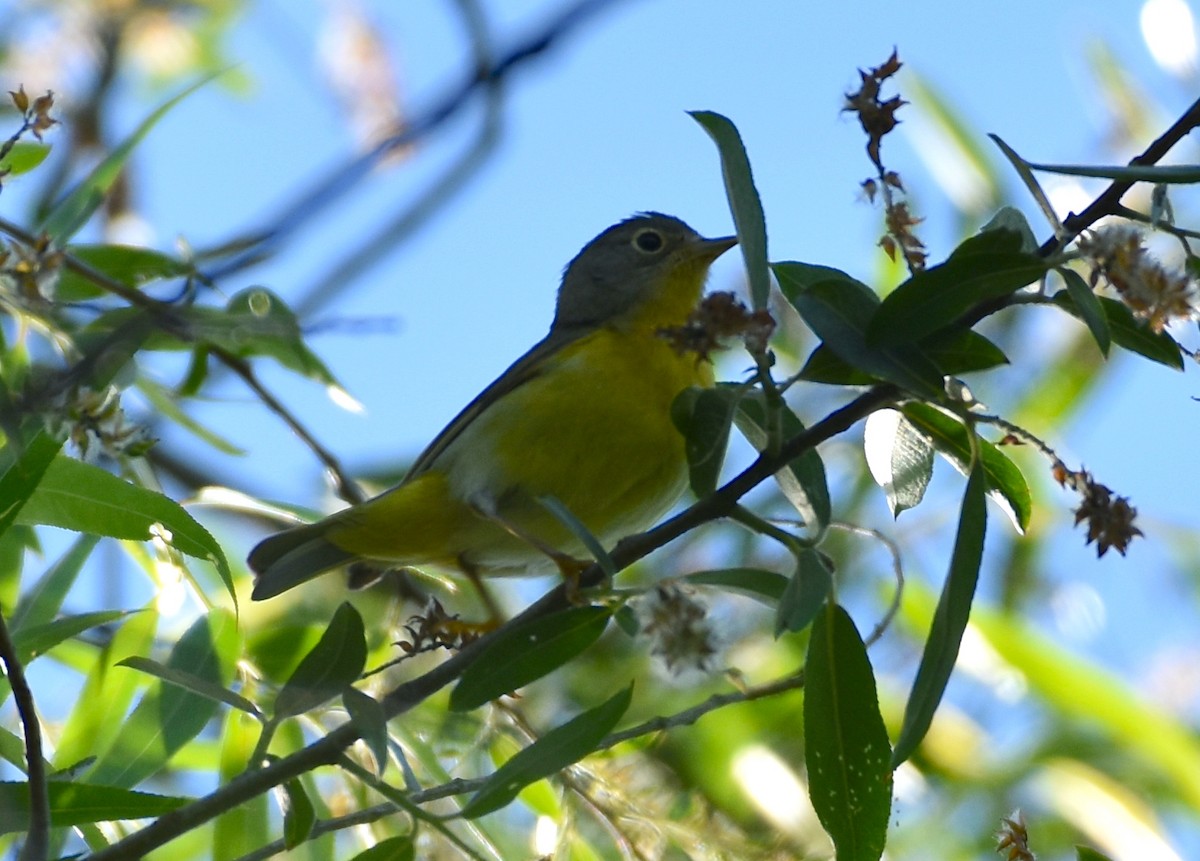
[671,385,741,497]
[735,391,831,534]
[10,533,100,632]
[797,344,876,385]
[774,262,943,398]
[0,432,64,542]
[682,567,788,605]
[978,206,1040,253]
[804,604,892,861]
[88,608,238,788]
[450,606,612,712]
[891,463,987,767]
[349,835,416,861]
[775,549,832,636]
[214,710,269,861]
[55,244,190,302]
[279,778,315,849]
[863,409,934,517]
[0,141,51,177]
[689,110,769,310]
[135,376,246,455]
[462,685,632,819]
[273,602,367,720]
[11,609,137,665]
[1057,269,1111,357]
[16,454,234,604]
[0,781,189,835]
[343,687,388,776]
[987,134,1065,237]
[1051,290,1182,369]
[901,403,1031,533]
[1027,161,1200,183]
[537,495,617,579]
[41,76,214,241]
[867,247,1048,345]
[799,329,1008,385]
[117,655,261,718]
[1075,846,1117,861]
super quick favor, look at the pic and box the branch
[0,612,49,861]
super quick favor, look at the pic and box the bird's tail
[248,522,355,600]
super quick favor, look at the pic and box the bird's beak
[697,234,738,261]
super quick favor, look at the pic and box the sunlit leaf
[12,610,137,665]
[864,409,934,517]
[451,606,613,712]
[462,685,632,818]
[0,141,50,177]
[0,782,189,835]
[55,244,190,302]
[10,533,100,632]
[117,656,261,718]
[891,463,987,767]
[804,604,892,861]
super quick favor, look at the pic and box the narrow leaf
[775,549,832,636]
[1052,290,1182,369]
[735,391,831,534]
[273,602,367,720]
[280,778,315,849]
[88,608,239,788]
[451,606,612,712]
[1028,161,1200,183]
[901,403,1031,533]
[689,110,770,309]
[117,656,260,718]
[55,244,189,302]
[0,782,189,835]
[350,836,416,861]
[863,409,934,517]
[868,249,1047,345]
[42,76,213,241]
[804,605,892,861]
[987,134,1066,237]
[682,567,788,605]
[16,454,234,603]
[671,385,741,497]
[12,610,137,665]
[462,685,633,818]
[538,495,616,579]
[1075,847,1117,861]
[343,687,388,776]
[891,463,987,766]
[1057,269,1111,357]
[774,263,943,398]
[10,533,100,632]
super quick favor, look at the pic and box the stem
[0,611,48,861]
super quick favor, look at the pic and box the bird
[249,213,737,603]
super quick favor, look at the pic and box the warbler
[249,213,737,601]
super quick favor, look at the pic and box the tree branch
[0,612,49,861]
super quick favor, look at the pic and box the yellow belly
[325,326,713,573]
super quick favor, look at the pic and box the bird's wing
[404,324,594,478]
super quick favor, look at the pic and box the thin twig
[0,612,49,861]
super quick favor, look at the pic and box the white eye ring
[632,228,665,254]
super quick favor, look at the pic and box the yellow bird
[249,213,736,601]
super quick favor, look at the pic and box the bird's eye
[632,229,665,254]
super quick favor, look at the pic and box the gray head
[552,213,736,329]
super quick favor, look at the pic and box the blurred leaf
[775,548,832,636]
[10,533,100,632]
[1057,268,1112,357]
[451,606,613,712]
[1075,847,1116,861]
[16,454,234,603]
[1051,290,1182,369]
[987,134,1065,237]
[1028,162,1200,183]
[12,609,137,665]
[136,376,246,455]
[867,244,1047,345]
[273,603,367,720]
[279,778,315,849]
[462,685,633,819]
[0,782,189,834]
[689,110,769,309]
[672,386,740,497]
[41,75,214,242]
[343,687,388,776]
[117,656,260,718]
[735,391,831,534]
[538,495,616,579]
[864,409,934,517]
[54,609,159,770]
[682,567,788,605]
[0,727,27,773]
[55,244,190,302]
[349,835,415,861]
[891,463,986,767]
[774,262,943,397]
[901,403,1031,533]
[0,525,36,612]
[213,710,269,861]
[804,604,892,861]
[88,608,238,788]
[979,206,1040,252]
[0,432,64,541]
[0,141,50,177]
